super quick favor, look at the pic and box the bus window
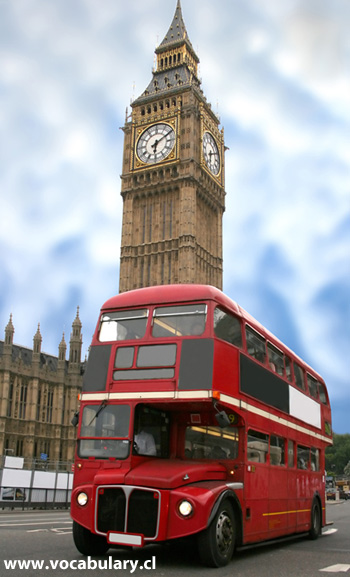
[297,445,310,469]
[267,343,284,376]
[152,304,207,337]
[115,347,134,368]
[99,309,148,341]
[213,308,242,347]
[311,448,320,471]
[307,374,318,399]
[185,426,239,460]
[114,344,176,381]
[133,405,170,458]
[293,362,306,391]
[245,327,266,364]
[288,440,295,467]
[247,430,268,463]
[318,382,328,405]
[270,435,285,466]
[285,356,292,382]
[78,404,131,460]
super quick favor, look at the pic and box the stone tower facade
[119,0,226,293]
[0,311,83,468]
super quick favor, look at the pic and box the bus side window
[318,381,328,405]
[288,440,295,467]
[270,435,285,465]
[285,356,292,382]
[246,327,266,364]
[267,343,284,376]
[297,445,310,469]
[247,430,268,463]
[311,448,320,471]
[307,374,318,399]
[293,362,306,391]
[214,307,242,347]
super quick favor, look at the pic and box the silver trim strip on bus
[80,390,332,444]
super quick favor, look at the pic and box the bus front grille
[96,486,160,539]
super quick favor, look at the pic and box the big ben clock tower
[119,0,226,293]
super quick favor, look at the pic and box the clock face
[136,123,176,164]
[203,131,220,175]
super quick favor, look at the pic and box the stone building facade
[0,310,83,468]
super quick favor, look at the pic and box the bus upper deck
[81,284,331,442]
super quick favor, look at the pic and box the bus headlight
[77,492,88,506]
[178,500,193,517]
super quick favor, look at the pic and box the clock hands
[151,129,173,154]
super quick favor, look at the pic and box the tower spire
[133,0,200,106]
[5,314,15,346]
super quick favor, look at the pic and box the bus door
[267,435,289,537]
[244,430,269,542]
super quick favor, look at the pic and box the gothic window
[147,257,151,286]
[43,441,50,459]
[168,254,172,284]
[36,388,41,421]
[140,258,144,288]
[7,377,14,417]
[46,390,54,423]
[161,255,165,285]
[19,382,28,419]
[149,204,153,242]
[162,202,166,239]
[169,199,173,238]
[16,439,23,456]
[142,206,146,243]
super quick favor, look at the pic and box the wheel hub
[216,511,234,555]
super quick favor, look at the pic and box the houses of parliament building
[0,0,226,467]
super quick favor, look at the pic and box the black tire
[73,520,109,556]
[197,500,236,567]
[309,499,321,540]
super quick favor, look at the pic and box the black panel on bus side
[240,355,290,414]
[178,339,214,390]
[82,345,112,391]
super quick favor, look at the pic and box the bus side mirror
[71,411,79,427]
[215,410,231,428]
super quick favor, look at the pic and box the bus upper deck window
[267,343,284,376]
[152,304,207,338]
[214,308,242,347]
[293,362,306,391]
[318,382,328,405]
[245,327,266,364]
[99,309,148,342]
[307,374,318,399]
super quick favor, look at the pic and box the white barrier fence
[0,457,73,509]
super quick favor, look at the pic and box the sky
[1,0,349,433]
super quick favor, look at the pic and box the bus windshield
[78,404,131,459]
[99,309,148,342]
[152,304,207,337]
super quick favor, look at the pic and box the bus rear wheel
[73,521,109,556]
[197,500,235,567]
[309,499,321,540]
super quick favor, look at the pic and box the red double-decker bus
[71,285,332,567]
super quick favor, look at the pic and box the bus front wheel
[73,521,109,556]
[197,500,236,567]
[309,499,321,540]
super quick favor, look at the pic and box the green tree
[344,461,350,477]
[325,433,350,475]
